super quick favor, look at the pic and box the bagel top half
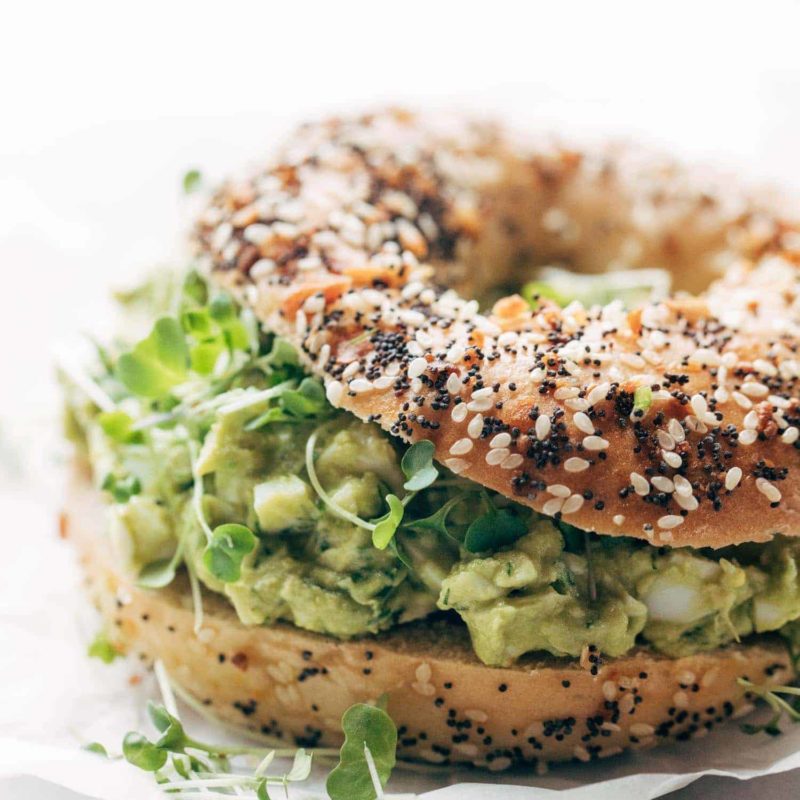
[194,109,800,549]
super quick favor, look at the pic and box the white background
[2,1,800,797]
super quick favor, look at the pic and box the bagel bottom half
[65,462,794,768]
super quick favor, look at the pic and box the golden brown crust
[67,466,794,766]
[193,110,800,549]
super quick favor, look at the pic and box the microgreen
[89,656,397,797]
[98,410,143,444]
[633,385,653,415]
[87,631,121,664]
[464,504,528,553]
[117,317,189,398]
[202,523,257,583]
[266,337,301,368]
[82,742,109,757]
[280,377,328,418]
[101,472,141,503]
[137,558,178,589]
[182,169,202,194]
[182,269,209,306]
[122,731,169,772]
[326,703,397,800]
[522,280,569,309]
[400,439,439,491]
[522,267,671,310]
[137,537,183,589]
[738,678,800,736]
[371,494,405,550]
[403,493,468,540]
[306,432,444,554]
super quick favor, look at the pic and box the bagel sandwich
[61,110,800,768]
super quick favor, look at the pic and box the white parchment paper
[2,416,800,800]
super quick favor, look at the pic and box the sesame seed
[630,472,650,496]
[467,414,484,438]
[297,255,323,271]
[250,258,275,278]
[663,450,683,469]
[467,396,493,412]
[675,492,699,511]
[535,415,552,440]
[554,386,580,400]
[349,378,373,393]
[565,398,590,412]
[451,403,468,423]
[486,448,509,466]
[547,484,572,497]
[673,475,692,496]
[732,391,753,409]
[613,514,625,526]
[242,223,271,245]
[651,476,674,493]
[446,373,462,395]
[724,467,742,490]
[408,357,428,379]
[446,344,465,364]
[741,381,768,398]
[542,497,565,516]
[574,746,591,763]
[658,515,684,529]
[743,410,759,430]
[620,352,646,369]
[754,358,778,377]
[656,430,675,451]
[449,438,473,456]
[602,681,618,701]
[490,432,512,448]
[325,380,343,407]
[782,426,799,444]
[342,362,360,379]
[445,458,469,474]
[587,382,611,406]
[564,457,590,473]
[690,394,708,417]
[583,435,609,451]
[630,723,655,737]
[573,412,595,435]
[756,478,781,503]
[561,494,585,515]
[738,429,758,445]
[501,453,524,470]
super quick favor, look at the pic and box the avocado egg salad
[61,268,800,669]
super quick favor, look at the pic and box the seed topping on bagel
[194,110,800,549]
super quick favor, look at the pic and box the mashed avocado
[438,521,648,665]
[60,268,800,669]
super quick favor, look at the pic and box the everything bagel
[63,110,800,768]
[197,110,800,549]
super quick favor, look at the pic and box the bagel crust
[195,109,800,549]
[67,464,794,767]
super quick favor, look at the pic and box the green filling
[61,268,800,667]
